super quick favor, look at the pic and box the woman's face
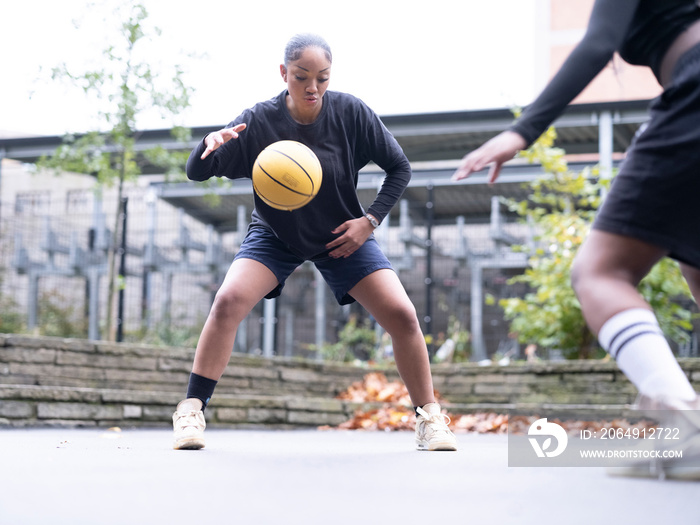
[281,46,331,123]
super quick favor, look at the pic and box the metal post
[314,266,326,362]
[42,216,55,268]
[27,271,39,331]
[425,184,435,360]
[116,197,128,342]
[455,215,468,260]
[399,199,413,268]
[236,205,248,247]
[262,298,276,358]
[88,194,105,341]
[142,189,157,332]
[88,267,101,340]
[234,205,248,353]
[598,110,613,181]
[470,260,487,362]
[283,306,294,357]
[490,196,501,237]
[374,208,389,251]
[93,190,109,252]
[161,270,173,336]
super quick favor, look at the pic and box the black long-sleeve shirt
[187,90,411,260]
[511,0,700,147]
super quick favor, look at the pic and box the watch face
[366,214,378,228]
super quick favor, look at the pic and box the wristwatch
[365,213,379,229]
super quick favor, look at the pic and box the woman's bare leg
[571,230,667,334]
[571,229,695,401]
[349,269,435,406]
[192,258,279,380]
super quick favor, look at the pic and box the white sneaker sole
[173,436,205,450]
[416,440,457,451]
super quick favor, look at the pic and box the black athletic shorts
[593,42,700,269]
[233,226,393,305]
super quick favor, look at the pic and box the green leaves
[38,2,195,341]
[500,124,694,358]
[45,2,192,183]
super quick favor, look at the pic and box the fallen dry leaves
[335,372,417,405]
[323,372,653,435]
[323,372,509,433]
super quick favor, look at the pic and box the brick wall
[2,334,699,428]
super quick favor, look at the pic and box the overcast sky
[0,0,539,137]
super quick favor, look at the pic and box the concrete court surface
[0,428,698,525]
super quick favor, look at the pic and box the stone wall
[1,334,699,428]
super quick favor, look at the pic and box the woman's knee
[381,302,421,335]
[208,288,250,323]
[571,231,664,296]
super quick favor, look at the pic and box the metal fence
[8,180,695,361]
[0,180,542,362]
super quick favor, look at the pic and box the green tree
[40,2,193,340]
[500,125,694,359]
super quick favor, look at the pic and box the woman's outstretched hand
[201,123,248,159]
[451,130,527,184]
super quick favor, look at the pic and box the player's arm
[511,0,640,146]
[453,0,640,183]
[186,123,247,182]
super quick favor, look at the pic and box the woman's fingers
[200,124,247,159]
[223,123,247,140]
[451,131,526,183]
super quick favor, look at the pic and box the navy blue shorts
[593,42,700,268]
[233,227,394,305]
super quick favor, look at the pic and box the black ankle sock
[186,372,218,411]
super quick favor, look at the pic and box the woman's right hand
[201,123,247,159]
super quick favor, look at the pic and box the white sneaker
[607,394,700,481]
[415,402,458,451]
[172,399,206,450]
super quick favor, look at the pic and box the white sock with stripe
[598,308,696,401]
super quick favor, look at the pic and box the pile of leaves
[323,372,509,433]
[323,373,658,436]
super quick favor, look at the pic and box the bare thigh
[215,257,279,313]
[192,258,279,378]
[348,269,420,334]
[571,230,668,334]
[349,268,435,405]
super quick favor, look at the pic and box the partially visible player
[453,0,700,478]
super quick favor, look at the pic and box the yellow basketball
[252,140,323,211]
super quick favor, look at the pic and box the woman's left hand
[326,218,375,258]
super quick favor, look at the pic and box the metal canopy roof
[1,99,650,230]
[152,159,618,233]
[381,99,649,161]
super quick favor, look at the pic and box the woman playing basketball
[453,0,700,478]
[172,33,457,452]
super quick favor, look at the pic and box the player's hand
[451,130,526,184]
[326,217,374,258]
[200,123,247,159]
